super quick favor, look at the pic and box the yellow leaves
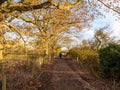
[24,0,41,4]
[69,47,99,66]
[10,3,23,7]
[0,44,3,49]
[0,0,82,13]
[49,0,82,10]
[20,17,35,24]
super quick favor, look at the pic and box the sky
[61,7,120,50]
[65,12,120,48]
[82,14,120,39]
[77,3,120,42]
[61,0,120,49]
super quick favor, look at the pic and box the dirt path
[40,58,97,90]
[51,58,96,90]
[0,57,114,90]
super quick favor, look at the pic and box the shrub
[99,43,120,78]
[69,47,99,72]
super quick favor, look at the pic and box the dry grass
[0,56,44,90]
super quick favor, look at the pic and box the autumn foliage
[0,59,43,90]
[69,47,99,73]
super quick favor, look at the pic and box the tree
[58,36,74,50]
[0,3,80,60]
[0,0,119,60]
[0,0,119,14]
[87,0,120,15]
[87,26,113,50]
[0,0,82,13]
[99,43,120,79]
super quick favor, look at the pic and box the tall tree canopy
[0,0,119,59]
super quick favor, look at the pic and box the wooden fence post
[2,64,6,90]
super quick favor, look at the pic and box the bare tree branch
[0,0,82,13]
[0,1,51,13]
[98,0,120,14]
[6,23,26,43]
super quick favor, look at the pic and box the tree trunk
[0,50,3,60]
[0,43,3,60]
[2,74,6,90]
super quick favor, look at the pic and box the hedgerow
[99,43,120,79]
[69,47,99,73]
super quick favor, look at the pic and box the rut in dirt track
[43,58,96,90]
